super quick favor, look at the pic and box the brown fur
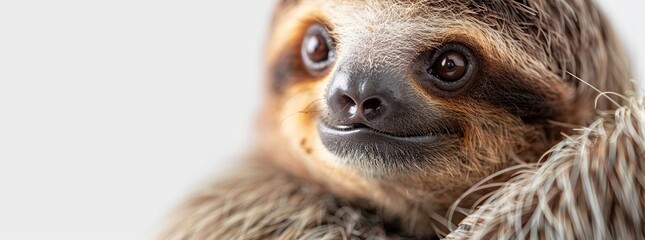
[161,0,635,239]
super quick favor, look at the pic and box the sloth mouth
[318,121,458,144]
[322,123,442,141]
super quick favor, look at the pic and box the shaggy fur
[162,0,637,239]
[163,162,411,240]
[445,96,645,239]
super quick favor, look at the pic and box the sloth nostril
[361,98,382,120]
[340,95,358,115]
[363,98,381,112]
[340,95,355,106]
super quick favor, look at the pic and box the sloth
[162,0,636,239]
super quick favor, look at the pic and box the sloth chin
[317,118,461,173]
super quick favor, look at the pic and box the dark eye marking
[270,46,304,94]
[470,73,555,123]
[270,23,335,94]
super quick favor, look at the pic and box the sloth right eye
[420,42,477,93]
[431,51,467,82]
[301,24,336,75]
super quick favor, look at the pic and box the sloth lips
[318,122,447,143]
[317,120,459,164]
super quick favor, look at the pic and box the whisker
[567,72,620,108]
[278,98,325,125]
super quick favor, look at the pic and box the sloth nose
[331,94,387,122]
[326,70,393,124]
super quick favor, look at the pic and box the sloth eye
[431,51,467,82]
[424,43,476,92]
[301,24,335,75]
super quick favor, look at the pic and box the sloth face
[260,0,630,234]
[265,0,569,174]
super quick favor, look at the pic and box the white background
[0,1,643,239]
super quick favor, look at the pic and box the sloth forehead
[324,2,473,64]
[357,12,508,69]
[276,0,545,31]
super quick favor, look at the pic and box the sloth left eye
[301,24,335,75]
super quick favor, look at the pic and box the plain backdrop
[0,1,643,239]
